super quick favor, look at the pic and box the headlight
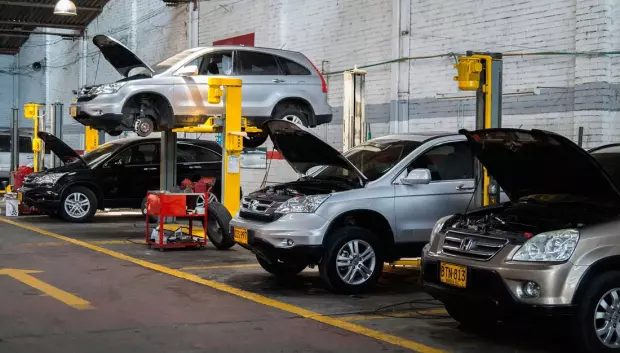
[512,229,579,262]
[33,173,66,186]
[429,215,453,245]
[275,195,330,214]
[90,82,127,95]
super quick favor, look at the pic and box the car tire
[141,197,157,223]
[575,271,620,353]
[319,226,384,294]
[256,255,307,277]
[444,302,497,330]
[59,186,97,223]
[273,104,309,127]
[203,201,235,250]
[135,116,155,137]
[243,132,268,149]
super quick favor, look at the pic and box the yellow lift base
[387,258,421,268]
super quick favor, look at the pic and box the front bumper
[71,97,127,132]
[421,245,579,318]
[230,213,329,262]
[18,185,62,211]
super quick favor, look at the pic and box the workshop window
[237,51,281,75]
[198,51,234,76]
[177,144,220,163]
[19,136,33,153]
[407,142,474,181]
[278,57,311,75]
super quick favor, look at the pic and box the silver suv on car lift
[421,128,620,353]
[70,35,332,148]
[230,120,500,294]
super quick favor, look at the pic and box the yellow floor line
[180,264,261,270]
[0,217,447,353]
[22,240,135,246]
[339,308,447,322]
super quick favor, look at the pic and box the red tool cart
[12,167,41,215]
[144,177,214,251]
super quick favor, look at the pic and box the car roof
[369,131,460,143]
[106,137,222,151]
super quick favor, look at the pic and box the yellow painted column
[85,127,99,152]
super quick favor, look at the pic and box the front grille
[76,96,96,102]
[239,197,283,222]
[441,230,508,261]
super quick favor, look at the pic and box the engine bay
[447,199,618,240]
[247,179,358,202]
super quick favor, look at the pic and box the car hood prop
[460,128,620,205]
[92,34,154,78]
[37,132,86,167]
[262,120,367,184]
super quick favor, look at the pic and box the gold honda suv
[422,128,620,353]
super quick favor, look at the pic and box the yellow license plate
[70,106,77,117]
[439,262,467,288]
[233,227,248,245]
[17,192,22,201]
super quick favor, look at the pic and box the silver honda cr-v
[70,35,332,148]
[421,128,620,353]
[230,120,502,294]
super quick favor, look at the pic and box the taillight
[306,56,328,93]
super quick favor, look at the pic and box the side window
[407,141,474,181]
[18,136,33,153]
[238,51,281,75]
[197,51,234,76]
[177,144,220,163]
[126,144,158,165]
[278,56,311,75]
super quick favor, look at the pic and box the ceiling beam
[0,48,19,55]
[0,32,28,38]
[0,20,85,30]
[0,1,102,11]
[0,28,81,37]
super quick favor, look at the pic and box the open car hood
[37,132,85,166]
[460,128,620,205]
[262,120,367,182]
[93,35,154,77]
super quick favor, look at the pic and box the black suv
[19,132,237,223]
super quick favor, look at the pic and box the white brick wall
[3,0,620,194]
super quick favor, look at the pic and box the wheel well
[61,183,104,209]
[272,98,315,121]
[121,92,173,127]
[572,256,620,305]
[323,210,395,254]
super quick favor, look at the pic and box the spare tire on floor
[204,201,235,250]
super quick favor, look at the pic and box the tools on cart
[145,178,216,251]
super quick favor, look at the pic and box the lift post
[454,51,503,207]
[172,77,255,215]
[23,103,43,173]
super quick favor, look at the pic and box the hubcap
[594,288,620,348]
[140,122,150,133]
[64,192,90,219]
[336,239,376,285]
[282,114,304,126]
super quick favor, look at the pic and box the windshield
[81,142,124,167]
[152,48,204,74]
[590,145,620,188]
[311,140,422,182]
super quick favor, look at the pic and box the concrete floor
[0,213,580,353]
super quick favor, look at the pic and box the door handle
[143,167,157,171]
[456,184,474,191]
[272,79,285,83]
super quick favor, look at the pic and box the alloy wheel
[64,192,90,219]
[594,288,620,348]
[335,239,376,285]
[282,114,304,126]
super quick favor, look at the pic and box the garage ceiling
[0,0,107,55]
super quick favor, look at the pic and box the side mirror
[176,65,198,76]
[401,168,431,185]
